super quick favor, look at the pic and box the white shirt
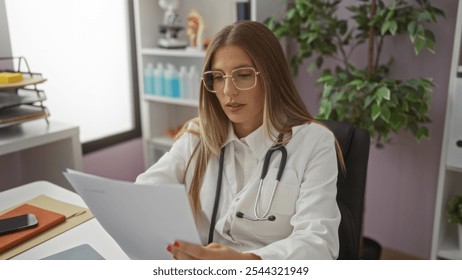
[136,122,340,260]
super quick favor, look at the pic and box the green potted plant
[447,195,462,250]
[447,195,462,224]
[266,0,445,147]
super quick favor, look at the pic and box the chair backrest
[320,120,370,260]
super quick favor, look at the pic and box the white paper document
[63,169,201,260]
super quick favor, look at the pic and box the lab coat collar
[220,122,309,160]
[246,123,309,160]
[244,125,274,161]
[221,124,238,148]
[221,123,279,161]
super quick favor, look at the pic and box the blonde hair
[181,21,341,215]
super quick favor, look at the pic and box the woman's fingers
[168,241,206,260]
[166,241,261,260]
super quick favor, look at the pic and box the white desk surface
[0,120,79,156]
[0,181,129,260]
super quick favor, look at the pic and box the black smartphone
[0,214,38,235]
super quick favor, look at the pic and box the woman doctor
[136,20,341,260]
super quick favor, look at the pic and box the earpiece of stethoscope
[236,211,276,221]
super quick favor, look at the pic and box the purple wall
[83,138,144,182]
[294,1,458,258]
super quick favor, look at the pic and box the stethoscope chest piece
[236,211,276,221]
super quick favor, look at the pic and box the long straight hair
[182,21,342,215]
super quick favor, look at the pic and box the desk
[0,181,129,260]
[0,120,83,191]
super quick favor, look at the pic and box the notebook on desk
[63,169,201,260]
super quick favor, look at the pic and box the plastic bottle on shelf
[188,65,200,100]
[164,64,181,98]
[143,63,154,95]
[171,65,180,99]
[153,63,164,96]
[179,65,189,99]
[163,64,172,97]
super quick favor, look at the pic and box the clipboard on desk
[64,169,201,260]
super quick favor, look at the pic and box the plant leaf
[414,37,425,54]
[407,21,417,42]
[416,126,429,140]
[318,98,333,119]
[390,114,404,131]
[286,8,297,20]
[322,84,333,98]
[371,104,381,121]
[364,95,375,109]
[381,20,392,35]
[347,79,365,90]
[425,29,436,53]
[380,105,391,123]
[375,86,391,104]
[317,74,335,85]
[307,62,317,74]
[389,20,398,35]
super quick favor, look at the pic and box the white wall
[0,0,12,69]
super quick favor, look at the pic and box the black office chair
[320,120,370,260]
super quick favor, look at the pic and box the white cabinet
[431,1,462,260]
[0,120,83,192]
[133,0,284,167]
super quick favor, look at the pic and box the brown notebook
[0,204,66,254]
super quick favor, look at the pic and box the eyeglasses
[202,67,260,93]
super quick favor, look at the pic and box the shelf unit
[133,0,285,167]
[431,1,462,260]
[0,57,49,128]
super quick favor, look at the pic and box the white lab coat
[136,122,340,260]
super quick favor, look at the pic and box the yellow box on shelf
[0,72,23,84]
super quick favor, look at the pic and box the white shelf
[149,136,174,147]
[438,249,462,260]
[446,78,462,170]
[431,1,462,260]
[0,120,79,156]
[142,48,205,58]
[438,241,462,260]
[143,95,198,107]
[446,163,462,173]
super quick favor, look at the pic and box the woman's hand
[167,241,261,260]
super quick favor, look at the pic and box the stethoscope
[208,134,287,243]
